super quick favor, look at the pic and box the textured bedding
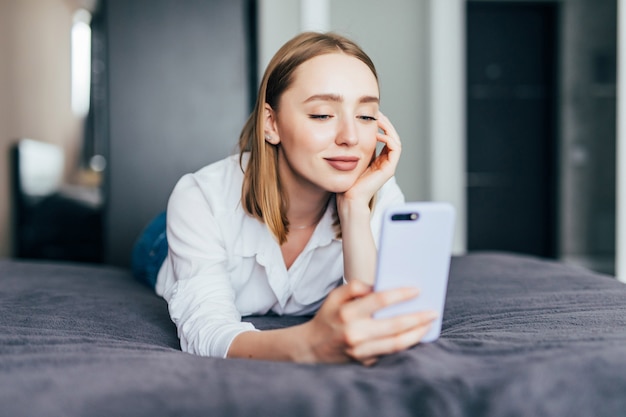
[1,252,626,417]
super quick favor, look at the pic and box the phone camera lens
[391,212,419,221]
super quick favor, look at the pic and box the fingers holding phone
[343,291,439,364]
[305,282,438,365]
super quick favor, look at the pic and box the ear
[263,103,280,145]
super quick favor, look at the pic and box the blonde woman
[133,32,437,365]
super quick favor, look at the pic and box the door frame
[428,0,467,254]
[617,0,626,282]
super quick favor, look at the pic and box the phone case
[373,201,456,342]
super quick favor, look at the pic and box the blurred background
[0,0,621,280]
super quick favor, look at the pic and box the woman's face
[267,52,380,195]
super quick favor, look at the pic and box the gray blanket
[1,252,625,417]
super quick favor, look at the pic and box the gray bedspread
[1,252,626,417]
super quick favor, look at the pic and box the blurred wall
[0,0,86,258]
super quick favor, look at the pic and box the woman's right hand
[299,280,438,365]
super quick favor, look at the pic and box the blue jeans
[131,211,168,289]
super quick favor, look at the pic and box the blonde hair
[239,32,378,244]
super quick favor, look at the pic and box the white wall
[256,0,301,76]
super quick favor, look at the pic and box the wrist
[228,327,316,363]
[290,322,319,363]
[337,196,371,223]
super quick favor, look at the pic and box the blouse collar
[233,196,339,259]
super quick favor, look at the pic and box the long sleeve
[161,172,256,358]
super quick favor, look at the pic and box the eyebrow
[303,94,380,104]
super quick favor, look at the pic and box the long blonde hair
[239,32,378,244]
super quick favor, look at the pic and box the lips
[325,156,360,171]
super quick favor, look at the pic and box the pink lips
[325,156,359,171]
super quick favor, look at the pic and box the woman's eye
[308,114,332,120]
[358,115,377,122]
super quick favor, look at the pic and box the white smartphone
[373,202,456,343]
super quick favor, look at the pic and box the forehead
[288,53,379,98]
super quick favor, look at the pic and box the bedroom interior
[0,0,622,277]
[1,0,626,416]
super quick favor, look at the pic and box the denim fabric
[131,211,168,289]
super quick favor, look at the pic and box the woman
[134,31,437,365]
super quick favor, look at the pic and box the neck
[289,207,327,229]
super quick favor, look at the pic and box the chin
[324,180,359,194]
[315,168,367,194]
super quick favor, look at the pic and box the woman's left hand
[339,111,402,206]
[336,112,402,286]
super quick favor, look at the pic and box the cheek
[359,125,379,152]
[292,123,337,149]
[309,126,336,143]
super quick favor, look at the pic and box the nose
[336,117,358,146]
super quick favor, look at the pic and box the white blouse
[156,154,405,358]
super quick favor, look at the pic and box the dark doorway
[466,1,559,258]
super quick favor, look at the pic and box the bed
[1,252,626,417]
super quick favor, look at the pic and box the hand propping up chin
[338,112,402,209]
